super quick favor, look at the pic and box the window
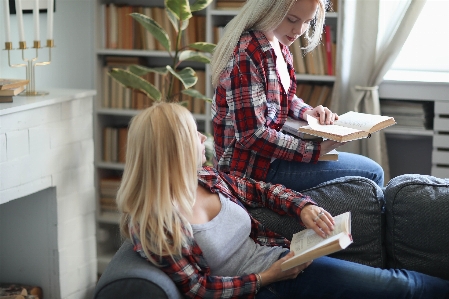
[390,0,449,73]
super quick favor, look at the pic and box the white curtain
[331,0,427,182]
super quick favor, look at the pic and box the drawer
[431,166,449,179]
[433,134,449,148]
[435,101,449,115]
[432,150,449,165]
[434,117,449,132]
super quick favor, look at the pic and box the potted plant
[109,0,215,105]
[109,0,216,164]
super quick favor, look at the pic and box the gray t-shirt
[191,193,287,276]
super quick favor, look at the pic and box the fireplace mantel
[0,89,97,299]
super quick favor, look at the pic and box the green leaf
[179,50,211,64]
[182,89,212,103]
[130,13,170,52]
[167,66,197,89]
[129,65,168,76]
[109,68,161,101]
[190,0,213,12]
[188,42,216,53]
[165,0,192,21]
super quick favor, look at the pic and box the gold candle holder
[3,39,55,96]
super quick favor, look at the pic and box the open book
[298,112,396,142]
[281,211,352,271]
[283,117,339,161]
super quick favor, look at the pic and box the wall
[0,0,95,90]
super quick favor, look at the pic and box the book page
[290,212,350,256]
[307,115,362,136]
[334,111,393,132]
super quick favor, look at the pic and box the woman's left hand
[303,105,338,125]
[300,204,335,238]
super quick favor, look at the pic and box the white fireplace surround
[0,89,97,299]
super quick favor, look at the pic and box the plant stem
[168,19,184,102]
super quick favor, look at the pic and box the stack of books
[0,79,29,103]
[99,177,122,213]
[380,99,433,130]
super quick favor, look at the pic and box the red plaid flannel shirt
[212,30,321,181]
[131,166,316,299]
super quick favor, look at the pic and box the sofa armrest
[94,240,184,299]
[385,174,449,280]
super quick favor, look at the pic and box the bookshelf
[93,0,343,274]
[379,77,449,179]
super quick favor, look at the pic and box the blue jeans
[266,152,384,191]
[257,254,449,299]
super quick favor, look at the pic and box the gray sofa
[93,174,449,299]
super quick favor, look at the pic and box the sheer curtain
[331,0,426,182]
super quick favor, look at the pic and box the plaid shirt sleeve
[215,168,316,224]
[131,227,259,299]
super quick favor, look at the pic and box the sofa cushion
[248,176,385,268]
[94,241,184,299]
[385,174,449,280]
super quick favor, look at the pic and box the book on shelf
[323,25,333,76]
[0,283,43,299]
[103,126,129,163]
[290,38,306,74]
[297,83,333,108]
[281,211,352,271]
[215,0,246,9]
[103,56,153,110]
[0,96,13,103]
[380,99,433,130]
[298,111,396,142]
[0,78,29,90]
[282,117,339,161]
[100,176,122,212]
[0,85,25,96]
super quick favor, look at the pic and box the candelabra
[4,39,54,96]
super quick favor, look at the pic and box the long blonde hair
[211,0,327,87]
[117,103,199,265]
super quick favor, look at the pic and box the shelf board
[384,126,433,136]
[96,161,125,170]
[96,49,172,57]
[98,211,120,224]
[210,9,339,18]
[296,74,336,82]
[97,107,209,120]
[97,108,140,116]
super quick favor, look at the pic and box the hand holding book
[299,112,396,142]
[281,212,352,271]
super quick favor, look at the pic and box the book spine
[324,25,333,76]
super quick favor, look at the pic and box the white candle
[15,0,25,41]
[46,0,53,40]
[33,0,39,41]
[3,0,12,42]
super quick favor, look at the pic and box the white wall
[0,0,95,90]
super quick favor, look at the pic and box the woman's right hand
[258,251,312,286]
[320,140,344,156]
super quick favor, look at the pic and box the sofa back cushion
[385,174,449,280]
[248,176,385,268]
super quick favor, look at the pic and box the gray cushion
[385,174,449,280]
[94,241,184,299]
[248,176,385,268]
